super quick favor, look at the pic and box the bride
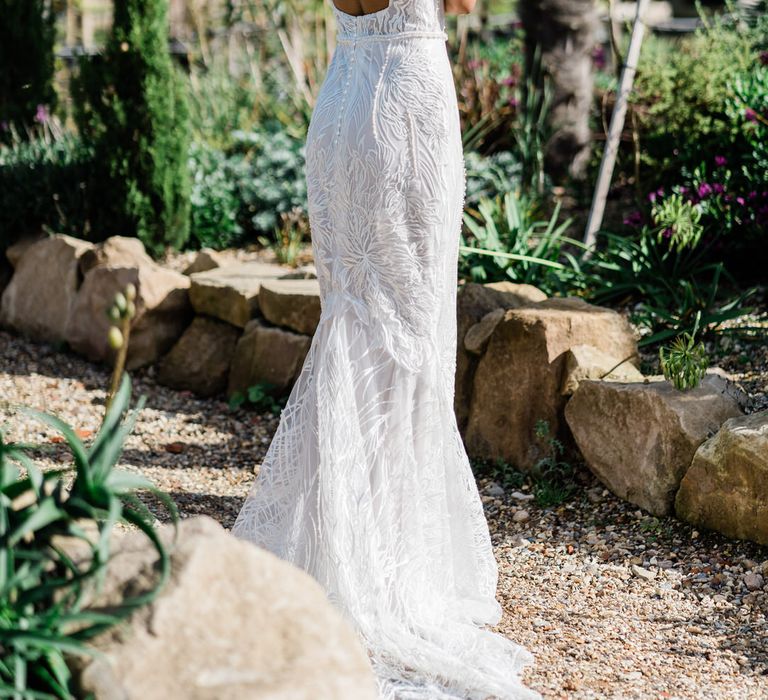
[232,0,541,697]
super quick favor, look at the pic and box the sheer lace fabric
[231,0,541,697]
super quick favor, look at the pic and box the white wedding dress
[231,0,540,697]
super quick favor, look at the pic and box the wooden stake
[583,0,651,255]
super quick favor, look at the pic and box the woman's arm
[443,0,476,14]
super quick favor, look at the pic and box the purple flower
[697,183,713,198]
[661,227,674,239]
[712,183,725,195]
[745,108,758,123]
[507,97,519,109]
[648,187,664,203]
[714,155,727,167]
[760,51,768,66]
[623,210,643,227]
[736,196,745,206]
[592,45,607,70]
[34,104,49,124]
[501,75,517,87]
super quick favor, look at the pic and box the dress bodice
[330,0,446,39]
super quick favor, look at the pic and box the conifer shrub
[73,0,191,254]
[0,0,56,137]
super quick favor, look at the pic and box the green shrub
[188,141,243,250]
[73,0,191,255]
[0,374,176,697]
[633,14,756,178]
[229,127,307,237]
[0,0,56,136]
[0,134,93,247]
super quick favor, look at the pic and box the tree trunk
[519,0,597,181]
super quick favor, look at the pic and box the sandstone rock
[258,278,322,335]
[675,410,768,545]
[76,517,378,700]
[482,281,547,304]
[78,235,153,275]
[66,264,192,370]
[5,232,47,268]
[0,234,93,342]
[464,308,505,356]
[182,248,229,275]
[189,262,286,328]
[228,319,311,396]
[565,372,744,516]
[454,282,547,431]
[156,316,241,397]
[560,343,644,396]
[464,296,639,471]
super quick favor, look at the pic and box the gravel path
[1,328,766,699]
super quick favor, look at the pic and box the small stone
[484,482,505,498]
[631,564,656,580]
[743,573,764,592]
[532,618,547,628]
[513,509,530,523]
[510,491,534,501]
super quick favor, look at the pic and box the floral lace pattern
[232,0,541,697]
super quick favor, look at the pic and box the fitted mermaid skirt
[231,0,541,697]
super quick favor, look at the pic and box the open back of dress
[232,0,541,697]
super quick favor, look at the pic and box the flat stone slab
[189,262,286,328]
[258,278,322,336]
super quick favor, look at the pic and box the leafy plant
[258,207,308,267]
[0,374,177,698]
[229,127,307,241]
[188,141,243,250]
[459,191,585,295]
[659,311,710,390]
[228,382,288,414]
[651,193,703,253]
[583,227,759,345]
[530,419,578,507]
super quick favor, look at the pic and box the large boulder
[675,410,768,545]
[565,372,744,516]
[189,262,286,328]
[228,319,311,396]
[5,232,47,268]
[156,316,241,397]
[464,296,639,470]
[0,234,93,342]
[454,282,548,431]
[66,258,192,370]
[258,278,322,335]
[76,517,378,700]
[78,236,153,275]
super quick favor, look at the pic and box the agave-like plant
[0,373,177,699]
[659,310,710,391]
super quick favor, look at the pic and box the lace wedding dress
[231,0,540,697]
